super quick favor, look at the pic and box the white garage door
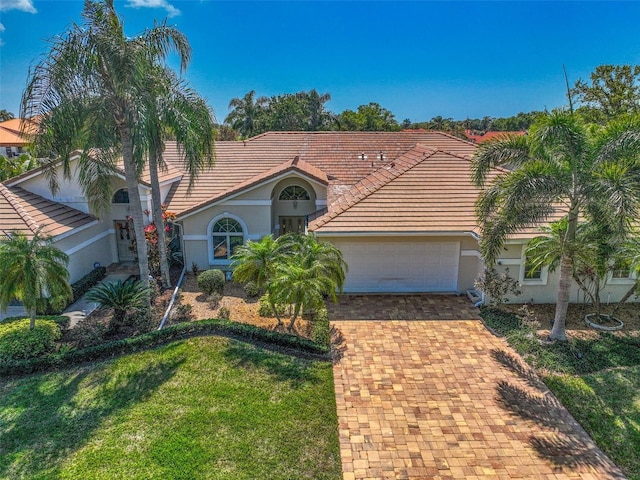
[335,241,460,293]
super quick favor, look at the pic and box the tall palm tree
[0,230,72,330]
[141,66,215,288]
[472,111,640,341]
[225,90,268,138]
[21,0,192,300]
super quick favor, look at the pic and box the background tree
[21,0,194,300]
[572,64,640,123]
[0,230,72,330]
[0,153,38,181]
[337,102,400,131]
[0,110,14,121]
[472,111,640,341]
[225,90,268,138]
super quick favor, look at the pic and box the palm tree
[85,279,149,331]
[0,110,14,121]
[0,230,72,330]
[472,111,640,341]
[141,66,216,288]
[21,0,193,301]
[225,90,268,138]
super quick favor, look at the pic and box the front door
[279,216,305,236]
[114,220,136,262]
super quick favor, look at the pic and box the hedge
[0,319,330,376]
[0,319,61,362]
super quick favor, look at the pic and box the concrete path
[332,317,626,479]
[63,273,133,327]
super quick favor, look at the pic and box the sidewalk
[63,273,134,328]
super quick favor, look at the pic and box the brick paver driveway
[331,295,626,480]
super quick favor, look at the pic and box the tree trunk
[550,254,571,341]
[287,304,301,332]
[612,281,639,316]
[120,127,151,308]
[149,150,171,288]
[270,302,283,327]
[29,308,36,330]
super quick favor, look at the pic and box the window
[279,185,310,201]
[611,259,633,280]
[211,218,243,261]
[523,258,542,280]
[112,188,130,204]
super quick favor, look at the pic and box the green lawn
[482,307,640,480]
[0,336,341,480]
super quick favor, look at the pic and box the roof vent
[359,152,368,161]
[378,151,386,162]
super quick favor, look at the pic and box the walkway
[331,296,625,479]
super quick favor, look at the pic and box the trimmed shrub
[207,292,222,308]
[172,303,194,323]
[0,319,61,361]
[218,307,231,320]
[0,319,329,376]
[312,307,331,347]
[197,269,225,295]
[244,281,261,298]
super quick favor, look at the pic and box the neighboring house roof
[0,183,96,238]
[0,118,38,147]
[464,130,526,144]
[164,131,477,215]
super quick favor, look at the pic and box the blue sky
[1,1,640,123]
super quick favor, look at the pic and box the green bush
[258,293,285,317]
[0,319,61,361]
[312,307,331,347]
[0,319,329,376]
[244,281,261,298]
[197,269,225,295]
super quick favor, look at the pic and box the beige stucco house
[1,131,637,305]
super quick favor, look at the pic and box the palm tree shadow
[0,352,185,478]
[330,325,347,364]
[491,348,625,478]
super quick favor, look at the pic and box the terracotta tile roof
[177,155,328,217]
[165,131,477,215]
[464,130,526,144]
[0,183,96,238]
[0,118,38,146]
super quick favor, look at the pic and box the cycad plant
[86,279,149,332]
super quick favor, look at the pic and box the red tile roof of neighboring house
[0,183,96,238]
[464,130,526,144]
[0,118,38,146]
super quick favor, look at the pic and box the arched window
[112,188,130,204]
[211,218,244,261]
[279,185,310,201]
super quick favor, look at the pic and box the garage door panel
[336,240,460,293]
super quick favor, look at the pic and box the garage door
[335,241,460,293]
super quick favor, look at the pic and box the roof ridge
[0,184,40,235]
[309,145,438,231]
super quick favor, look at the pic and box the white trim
[159,175,183,187]
[179,171,327,219]
[496,258,521,266]
[606,270,637,285]
[519,253,548,286]
[207,213,248,265]
[53,220,100,242]
[315,231,480,238]
[224,200,272,206]
[63,229,113,256]
[183,234,208,241]
[461,249,482,258]
[315,199,327,207]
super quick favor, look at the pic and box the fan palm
[0,230,72,330]
[225,90,268,138]
[472,110,640,341]
[21,0,193,300]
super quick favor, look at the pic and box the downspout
[158,222,186,330]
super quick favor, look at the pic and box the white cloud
[0,22,4,47]
[125,0,180,18]
[0,23,5,32]
[0,0,37,13]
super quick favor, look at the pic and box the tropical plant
[231,235,282,290]
[0,110,14,121]
[472,110,640,341]
[225,90,268,137]
[0,153,38,181]
[141,66,215,287]
[20,0,193,301]
[85,279,149,332]
[0,230,72,330]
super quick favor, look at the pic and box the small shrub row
[37,266,107,315]
[197,269,225,295]
[0,319,329,376]
[0,319,61,361]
